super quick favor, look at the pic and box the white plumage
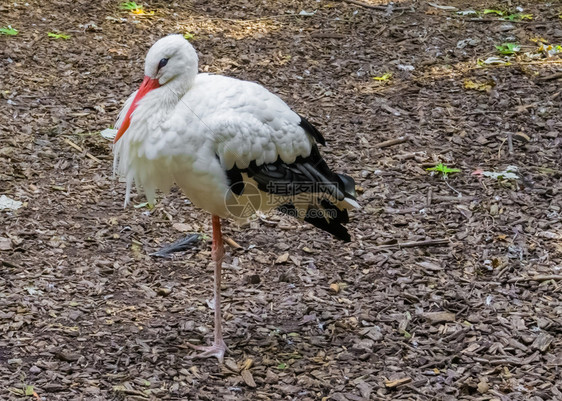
[114,49,313,208]
[112,34,358,361]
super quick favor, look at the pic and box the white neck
[166,70,197,98]
[136,73,196,124]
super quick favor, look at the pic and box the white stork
[113,34,358,362]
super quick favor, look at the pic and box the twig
[373,238,449,250]
[224,236,242,249]
[374,25,387,37]
[418,355,455,369]
[488,389,512,401]
[507,275,562,283]
[467,18,530,24]
[64,137,83,152]
[1,259,24,269]
[339,0,410,11]
[443,326,473,342]
[113,387,150,397]
[472,356,523,366]
[395,152,417,161]
[373,136,409,149]
[444,179,462,197]
[507,133,514,154]
[384,206,422,215]
[402,151,424,160]
[310,33,346,39]
[498,136,507,159]
[431,195,475,203]
[62,138,102,163]
[417,60,562,80]
[404,384,427,396]
[305,290,340,307]
[538,72,562,81]
[192,13,309,23]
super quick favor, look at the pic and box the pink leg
[186,215,228,362]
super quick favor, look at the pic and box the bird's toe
[185,340,228,363]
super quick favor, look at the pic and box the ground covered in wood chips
[1,0,562,400]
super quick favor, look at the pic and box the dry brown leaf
[514,132,531,142]
[477,377,489,394]
[224,359,239,373]
[172,223,192,232]
[240,358,254,370]
[275,252,289,264]
[463,79,493,92]
[0,237,12,250]
[240,369,256,388]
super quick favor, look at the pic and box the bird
[112,34,359,362]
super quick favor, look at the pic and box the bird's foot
[186,340,228,363]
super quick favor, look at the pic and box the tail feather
[278,201,351,242]
[337,173,357,200]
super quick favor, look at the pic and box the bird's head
[144,34,198,86]
[114,34,198,143]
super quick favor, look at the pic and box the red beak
[114,76,161,143]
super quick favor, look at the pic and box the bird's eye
[158,58,169,71]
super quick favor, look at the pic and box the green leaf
[372,72,392,81]
[183,32,195,40]
[120,1,141,10]
[495,43,520,55]
[277,363,287,370]
[48,32,70,39]
[0,26,18,36]
[426,163,461,178]
[504,13,533,21]
[483,9,504,16]
[133,202,154,209]
[24,385,34,396]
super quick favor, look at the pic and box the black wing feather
[299,115,326,145]
[222,116,355,241]
[226,142,356,242]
